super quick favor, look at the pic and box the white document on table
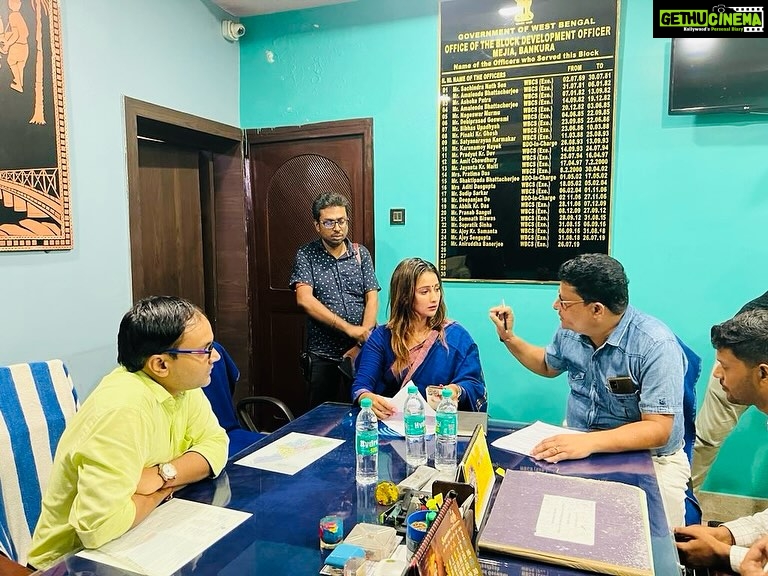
[490,420,585,456]
[234,431,344,475]
[77,498,250,576]
[534,494,596,546]
[378,383,437,437]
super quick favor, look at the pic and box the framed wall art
[0,0,71,251]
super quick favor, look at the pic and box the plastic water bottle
[356,397,379,484]
[435,388,457,472]
[404,384,427,467]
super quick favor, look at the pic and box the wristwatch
[157,462,177,483]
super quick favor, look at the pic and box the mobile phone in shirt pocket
[607,376,635,395]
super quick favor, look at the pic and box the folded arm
[131,451,213,527]
[296,284,371,343]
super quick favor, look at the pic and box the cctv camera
[222,20,245,42]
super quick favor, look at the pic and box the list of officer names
[439,3,618,278]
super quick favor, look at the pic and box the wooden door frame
[124,97,251,392]
[244,118,374,402]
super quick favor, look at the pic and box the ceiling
[209,0,355,17]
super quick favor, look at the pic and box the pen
[501,298,507,331]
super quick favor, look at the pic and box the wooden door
[247,119,374,418]
[133,141,207,307]
[125,98,249,393]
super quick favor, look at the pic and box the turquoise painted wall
[0,0,239,397]
[241,0,768,497]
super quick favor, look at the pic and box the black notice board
[438,0,619,282]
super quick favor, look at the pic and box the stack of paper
[490,421,585,456]
[77,498,251,576]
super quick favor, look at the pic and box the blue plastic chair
[677,336,703,525]
[203,343,294,458]
[0,360,79,565]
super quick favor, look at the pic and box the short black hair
[558,253,629,314]
[117,296,201,372]
[312,192,350,221]
[711,309,768,367]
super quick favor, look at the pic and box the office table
[39,403,680,575]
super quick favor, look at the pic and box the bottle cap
[361,397,373,408]
[441,388,453,398]
[407,383,417,394]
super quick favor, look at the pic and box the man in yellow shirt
[28,296,229,569]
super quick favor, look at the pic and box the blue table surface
[40,403,680,575]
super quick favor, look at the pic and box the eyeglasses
[319,217,349,229]
[557,294,586,310]
[163,342,215,359]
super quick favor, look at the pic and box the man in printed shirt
[676,309,768,574]
[290,192,380,408]
[28,296,228,569]
[490,253,688,528]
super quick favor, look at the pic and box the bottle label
[357,430,379,456]
[436,412,457,436]
[404,414,425,436]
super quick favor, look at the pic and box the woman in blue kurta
[351,258,487,419]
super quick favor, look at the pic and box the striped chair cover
[0,360,79,565]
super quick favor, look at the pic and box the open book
[478,470,654,576]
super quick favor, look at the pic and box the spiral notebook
[404,493,482,576]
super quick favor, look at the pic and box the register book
[478,470,654,576]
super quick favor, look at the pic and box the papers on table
[378,383,436,438]
[490,420,585,456]
[378,384,482,438]
[234,432,344,475]
[77,498,250,576]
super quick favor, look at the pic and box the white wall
[0,0,240,397]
